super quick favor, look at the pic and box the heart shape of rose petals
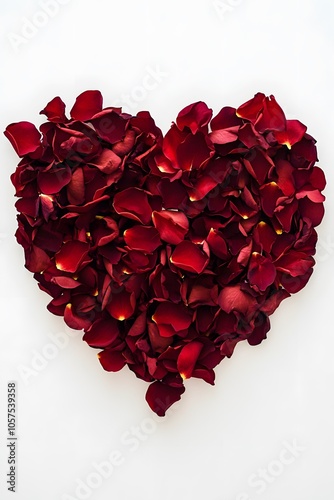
[5,91,326,416]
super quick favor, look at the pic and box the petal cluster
[6,91,326,416]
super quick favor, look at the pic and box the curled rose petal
[40,96,67,123]
[176,101,213,133]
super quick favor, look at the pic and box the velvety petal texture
[6,91,326,416]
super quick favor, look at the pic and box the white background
[0,1,333,499]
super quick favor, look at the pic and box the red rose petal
[218,285,257,316]
[124,226,161,253]
[70,90,103,121]
[275,120,307,148]
[236,92,265,122]
[83,318,119,348]
[40,96,67,123]
[106,290,136,321]
[152,210,189,245]
[152,302,192,335]
[171,241,209,274]
[255,95,286,132]
[176,101,212,133]
[38,165,72,194]
[55,241,90,273]
[177,341,203,380]
[247,252,277,291]
[64,303,92,330]
[145,381,185,417]
[113,188,152,224]
[98,350,126,372]
[4,122,41,157]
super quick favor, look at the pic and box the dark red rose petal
[176,101,213,133]
[83,318,120,348]
[145,381,185,417]
[98,350,126,372]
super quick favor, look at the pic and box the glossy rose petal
[83,318,119,347]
